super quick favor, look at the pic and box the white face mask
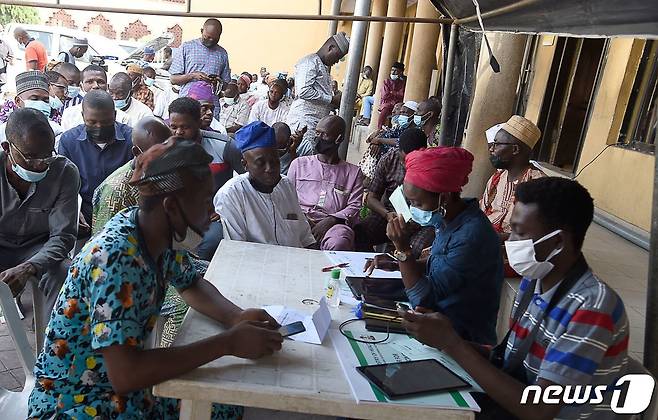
[504,230,563,280]
[390,73,399,80]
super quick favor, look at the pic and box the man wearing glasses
[480,115,546,243]
[0,108,80,331]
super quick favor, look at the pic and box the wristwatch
[393,249,412,262]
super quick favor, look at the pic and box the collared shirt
[91,161,137,235]
[506,268,629,419]
[480,165,546,235]
[63,94,84,110]
[28,208,199,419]
[286,53,333,156]
[405,199,503,345]
[248,99,290,126]
[0,151,80,277]
[214,173,315,248]
[60,104,132,131]
[58,122,133,222]
[218,97,250,129]
[287,155,364,226]
[132,84,155,111]
[170,38,231,115]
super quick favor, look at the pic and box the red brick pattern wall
[121,20,151,41]
[46,9,78,29]
[167,24,183,48]
[84,14,117,40]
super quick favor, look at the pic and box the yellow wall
[575,38,654,231]
[525,35,558,123]
[181,1,348,78]
[524,36,654,231]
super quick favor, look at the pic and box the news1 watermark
[520,374,655,414]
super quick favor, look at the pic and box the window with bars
[619,40,657,153]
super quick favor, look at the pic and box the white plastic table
[152,240,474,420]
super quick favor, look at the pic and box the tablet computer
[356,359,470,399]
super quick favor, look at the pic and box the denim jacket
[406,198,504,345]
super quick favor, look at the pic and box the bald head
[53,62,81,86]
[13,27,29,45]
[109,72,132,103]
[132,117,172,155]
[317,115,346,140]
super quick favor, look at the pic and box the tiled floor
[0,219,651,394]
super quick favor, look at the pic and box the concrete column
[404,0,442,101]
[328,0,342,36]
[369,0,407,130]
[338,0,372,160]
[461,32,529,198]
[363,0,388,76]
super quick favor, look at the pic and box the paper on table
[329,329,481,410]
[264,297,331,345]
[389,185,412,222]
[324,251,401,279]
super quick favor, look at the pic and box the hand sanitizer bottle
[326,268,341,308]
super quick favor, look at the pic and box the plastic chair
[0,281,36,418]
[628,357,658,420]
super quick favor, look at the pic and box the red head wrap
[404,147,474,193]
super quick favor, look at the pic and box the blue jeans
[196,220,224,261]
[361,95,374,119]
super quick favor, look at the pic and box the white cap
[332,32,350,55]
[402,100,418,112]
[486,123,503,144]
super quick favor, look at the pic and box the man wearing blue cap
[214,121,316,248]
[137,46,156,69]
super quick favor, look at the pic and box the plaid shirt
[170,38,230,117]
[369,148,405,210]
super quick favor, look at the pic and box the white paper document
[389,185,412,222]
[264,297,331,345]
[324,250,402,279]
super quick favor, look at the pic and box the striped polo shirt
[505,268,629,419]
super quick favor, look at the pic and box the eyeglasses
[49,83,67,90]
[10,143,57,166]
[489,141,517,149]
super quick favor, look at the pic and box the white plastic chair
[628,357,658,420]
[0,281,36,418]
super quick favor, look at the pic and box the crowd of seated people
[0,21,634,420]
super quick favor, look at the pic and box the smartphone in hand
[278,321,306,337]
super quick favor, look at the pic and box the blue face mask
[9,153,49,183]
[397,115,411,128]
[144,77,155,87]
[410,206,443,227]
[114,97,129,110]
[49,95,63,110]
[413,115,423,126]
[67,85,81,99]
[391,115,400,126]
[24,100,52,118]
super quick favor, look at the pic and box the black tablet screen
[357,359,469,399]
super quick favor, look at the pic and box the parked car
[0,23,173,94]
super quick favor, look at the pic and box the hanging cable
[472,0,500,73]
[574,144,613,179]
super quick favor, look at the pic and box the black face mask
[489,154,510,170]
[86,124,116,144]
[315,139,338,155]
